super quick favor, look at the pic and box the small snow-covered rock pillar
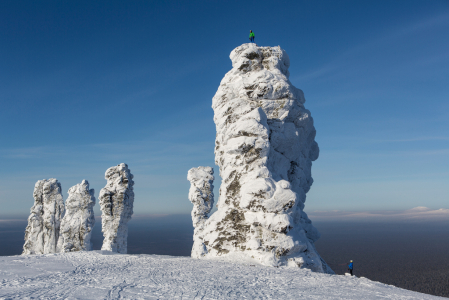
[192,43,333,273]
[99,163,134,254]
[23,179,65,255]
[59,180,96,252]
[187,166,214,257]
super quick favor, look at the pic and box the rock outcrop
[99,163,134,253]
[58,180,96,252]
[23,179,65,254]
[189,44,333,273]
[187,166,214,257]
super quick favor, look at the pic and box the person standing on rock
[249,30,255,43]
[348,260,354,276]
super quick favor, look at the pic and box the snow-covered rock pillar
[99,163,134,254]
[187,166,214,257]
[58,180,96,252]
[23,179,65,255]
[193,43,333,273]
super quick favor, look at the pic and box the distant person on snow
[348,260,354,276]
[249,30,255,43]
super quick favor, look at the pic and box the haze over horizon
[1,0,448,215]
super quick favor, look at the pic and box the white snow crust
[22,179,65,255]
[191,44,330,272]
[58,180,96,252]
[187,166,215,257]
[0,252,442,299]
[99,163,134,254]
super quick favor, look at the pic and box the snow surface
[99,163,135,254]
[190,43,330,272]
[23,179,65,255]
[0,252,442,299]
[59,180,96,252]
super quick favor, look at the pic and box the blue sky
[1,0,448,216]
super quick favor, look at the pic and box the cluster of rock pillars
[23,43,333,274]
[23,163,134,254]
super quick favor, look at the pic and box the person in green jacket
[249,30,255,43]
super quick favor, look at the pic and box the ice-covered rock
[58,180,96,252]
[23,179,65,255]
[99,163,134,254]
[190,43,333,273]
[187,166,214,257]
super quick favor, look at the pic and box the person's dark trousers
[349,269,353,276]
[250,37,255,43]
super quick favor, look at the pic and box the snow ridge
[23,178,65,255]
[99,163,135,254]
[190,43,332,273]
[59,180,96,252]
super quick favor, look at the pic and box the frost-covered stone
[99,163,134,254]
[187,166,214,257]
[23,179,65,255]
[58,180,96,252]
[191,43,333,273]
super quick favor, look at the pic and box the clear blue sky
[1,0,448,216]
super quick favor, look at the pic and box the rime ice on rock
[99,163,134,254]
[190,44,333,273]
[187,166,214,257]
[23,179,65,255]
[58,180,96,252]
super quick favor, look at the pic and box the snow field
[0,252,442,299]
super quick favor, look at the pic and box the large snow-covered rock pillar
[187,166,214,257]
[58,180,96,252]
[191,43,333,273]
[23,179,65,255]
[99,163,134,254]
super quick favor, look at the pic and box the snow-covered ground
[0,252,442,299]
